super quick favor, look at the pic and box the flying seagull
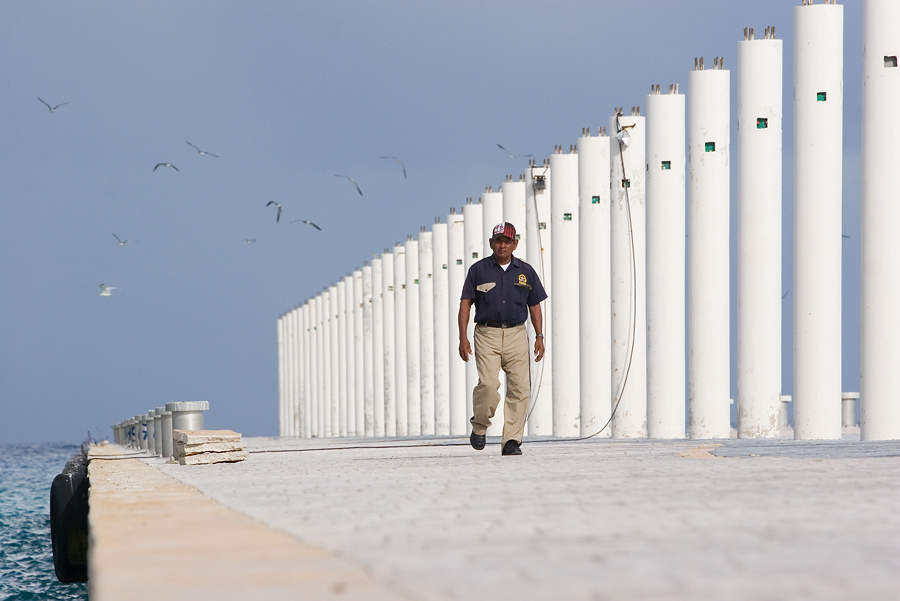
[496,144,533,159]
[153,163,179,172]
[98,284,116,297]
[266,201,282,223]
[38,97,69,112]
[244,238,257,244]
[380,156,407,179]
[186,141,220,158]
[335,174,363,196]
[112,234,128,246]
[291,219,322,231]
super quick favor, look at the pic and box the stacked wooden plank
[173,430,247,465]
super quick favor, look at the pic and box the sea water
[0,443,88,601]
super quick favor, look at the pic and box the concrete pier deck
[88,434,900,600]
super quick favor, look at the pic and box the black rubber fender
[50,454,89,583]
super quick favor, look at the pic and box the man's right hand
[458,338,472,362]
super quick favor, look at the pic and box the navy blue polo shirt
[460,254,547,325]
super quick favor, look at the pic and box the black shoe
[501,440,522,456]
[470,432,486,450]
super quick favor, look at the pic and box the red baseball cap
[491,222,516,241]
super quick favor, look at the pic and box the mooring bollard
[139,414,149,451]
[157,406,173,458]
[146,410,157,455]
[152,410,163,455]
[841,392,860,428]
[166,400,209,432]
[780,395,792,429]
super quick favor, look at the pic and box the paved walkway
[91,435,900,601]
[92,434,900,600]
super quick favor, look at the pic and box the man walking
[458,222,547,455]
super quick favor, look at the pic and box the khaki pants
[470,324,530,444]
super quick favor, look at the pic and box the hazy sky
[1,1,864,444]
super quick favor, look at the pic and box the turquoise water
[0,443,88,601]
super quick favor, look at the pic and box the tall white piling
[577,129,612,437]
[482,188,504,253]
[794,3,843,440]
[418,227,435,435]
[302,302,312,438]
[277,313,286,436]
[738,28,783,438]
[861,0,900,440]
[405,237,421,435]
[315,296,324,436]
[525,160,553,435]
[285,311,295,437]
[346,274,359,436]
[381,250,397,436]
[287,309,299,437]
[610,110,647,438]
[320,290,331,437]
[330,284,341,436]
[550,147,581,436]
[353,269,365,435]
[363,264,375,436]
[371,256,385,436]
[298,308,306,436]
[480,188,506,437]
[688,60,731,440]
[293,308,304,437]
[294,307,304,436]
[344,277,357,436]
[502,178,527,252]
[393,244,408,435]
[462,199,483,432]
[278,311,291,436]
[311,296,321,437]
[647,86,687,439]
[447,210,467,434]
[279,312,289,436]
[336,280,348,436]
[432,219,451,435]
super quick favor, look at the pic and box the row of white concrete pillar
[278,0,899,441]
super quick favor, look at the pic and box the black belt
[478,322,523,328]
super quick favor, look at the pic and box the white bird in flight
[38,97,69,112]
[380,156,407,179]
[244,238,257,244]
[334,174,363,196]
[98,284,116,297]
[153,163,179,172]
[186,141,219,158]
[112,234,128,246]
[291,219,322,231]
[266,201,282,223]
[496,144,533,159]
